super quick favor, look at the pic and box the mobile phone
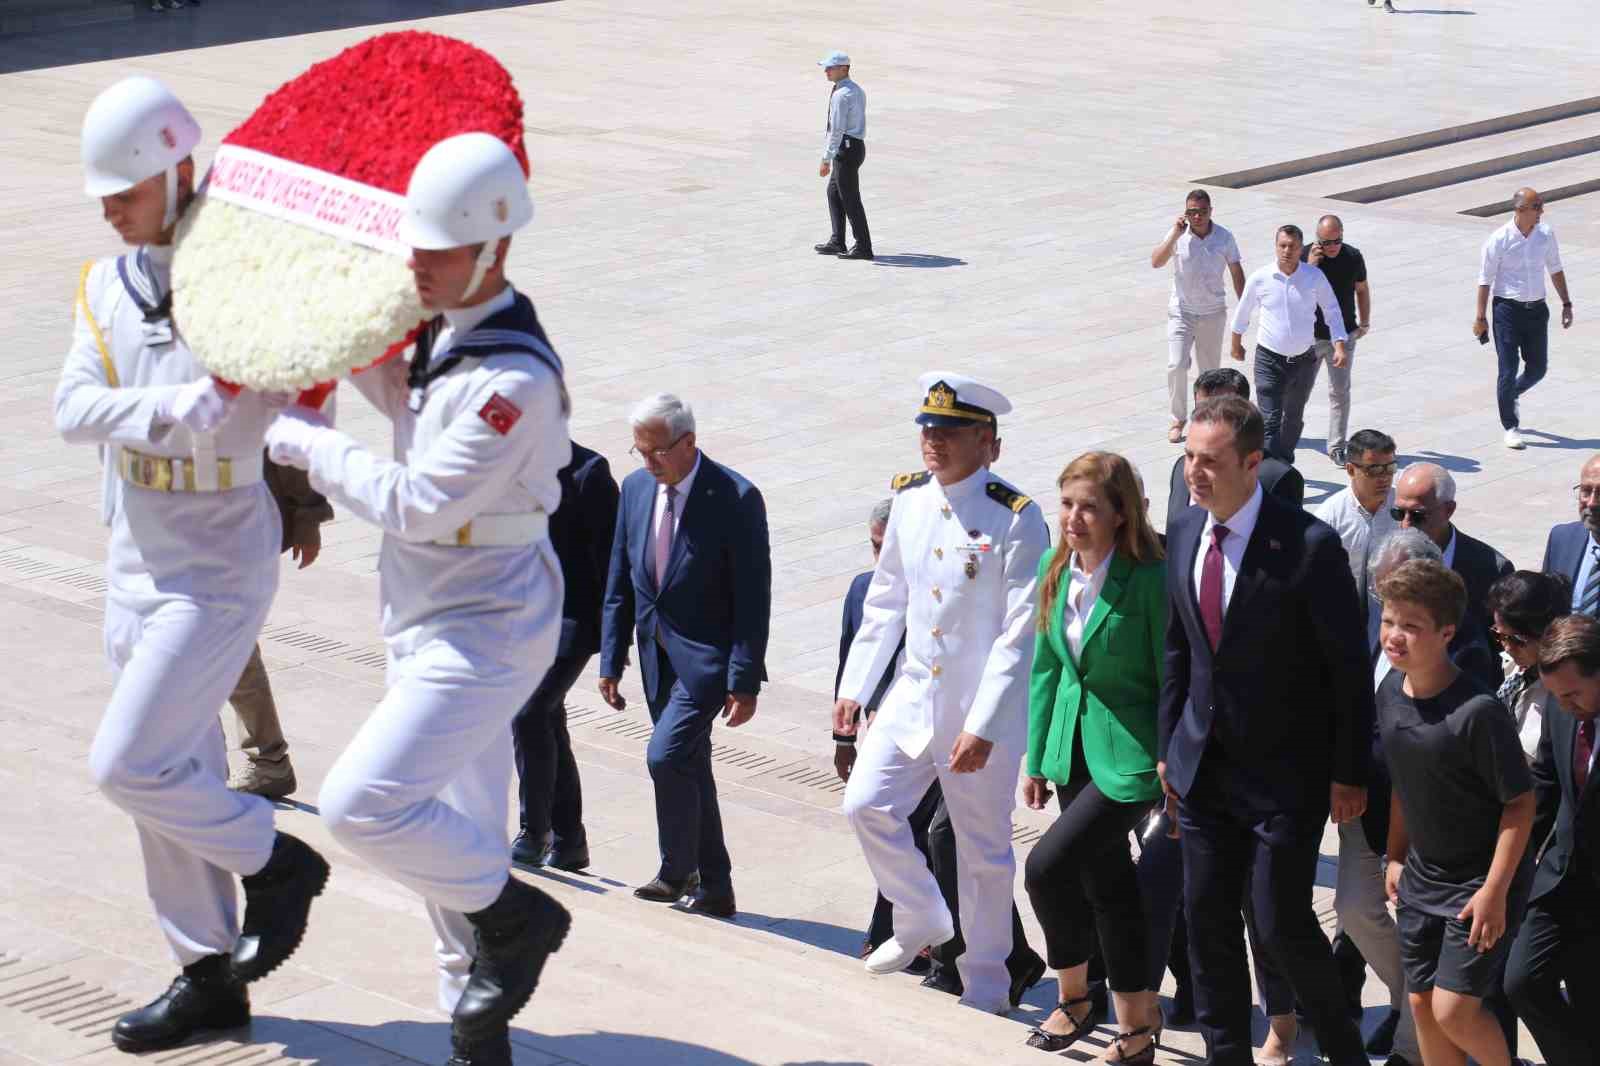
[1478,330,1491,346]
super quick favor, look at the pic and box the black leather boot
[112,954,249,1052]
[231,831,330,982]
[451,876,571,1040]
[445,1024,513,1065]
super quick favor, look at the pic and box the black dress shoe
[543,841,590,872]
[112,954,249,1052]
[633,872,699,903]
[685,888,737,919]
[814,239,848,255]
[840,244,875,260]
[920,966,963,995]
[904,947,932,975]
[1365,1007,1402,1056]
[452,876,571,1040]
[231,832,329,982]
[445,1024,512,1066]
[510,830,548,868]
[1165,986,1195,1027]
[1008,951,1047,1008]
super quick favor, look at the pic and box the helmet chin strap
[458,240,499,304]
[161,165,179,230]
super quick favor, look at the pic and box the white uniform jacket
[838,467,1050,761]
[297,286,571,664]
[54,248,280,608]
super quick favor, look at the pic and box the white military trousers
[94,595,278,965]
[843,720,1021,1009]
[317,555,559,1011]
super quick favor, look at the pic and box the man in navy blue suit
[1541,453,1600,617]
[1505,613,1600,1066]
[511,441,619,872]
[599,393,771,919]
[1160,396,1372,1066]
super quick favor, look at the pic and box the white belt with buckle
[432,511,549,548]
[117,447,264,493]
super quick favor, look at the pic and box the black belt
[1256,343,1315,363]
[1493,296,1547,310]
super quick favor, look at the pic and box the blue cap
[818,50,851,67]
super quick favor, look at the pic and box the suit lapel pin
[1269,538,1282,550]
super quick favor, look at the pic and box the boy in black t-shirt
[1376,559,1534,1066]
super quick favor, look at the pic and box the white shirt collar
[442,284,515,336]
[1069,548,1115,591]
[938,465,989,501]
[1203,482,1264,546]
[662,451,702,499]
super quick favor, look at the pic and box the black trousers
[644,644,732,891]
[510,653,589,847]
[827,138,870,249]
[1505,878,1600,1066]
[1179,767,1365,1066]
[1024,759,1151,992]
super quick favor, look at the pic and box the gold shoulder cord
[76,260,119,387]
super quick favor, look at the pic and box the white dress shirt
[1571,535,1600,612]
[1192,483,1264,610]
[823,78,866,161]
[1314,485,1398,644]
[653,451,701,548]
[1478,220,1563,301]
[1169,223,1241,315]
[1231,261,1348,354]
[1063,549,1115,661]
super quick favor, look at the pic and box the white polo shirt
[1168,223,1241,316]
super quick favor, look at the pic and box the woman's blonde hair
[1038,452,1164,625]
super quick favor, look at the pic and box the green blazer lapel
[1078,552,1133,659]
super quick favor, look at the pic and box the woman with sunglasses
[1486,571,1574,760]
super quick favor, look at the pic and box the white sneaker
[1504,428,1526,449]
[228,757,297,800]
[864,932,949,974]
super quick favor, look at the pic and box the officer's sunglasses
[1389,506,1429,524]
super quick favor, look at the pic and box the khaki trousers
[227,644,288,763]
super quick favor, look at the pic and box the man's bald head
[1394,463,1457,548]
[1316,214,1344,240]
[1512,187,1541,209]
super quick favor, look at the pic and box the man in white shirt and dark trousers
[1151,189,1244,444]
[813,50,872,261]
[1474,187,1574,450]
[1230,224,1347,464]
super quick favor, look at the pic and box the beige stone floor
[3,0,1597,1061]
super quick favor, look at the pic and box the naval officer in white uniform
[264,133,572,1066]
[835,372,1050,1014]
[55,76,329,1054]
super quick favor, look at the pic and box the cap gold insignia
[926,382,956,410]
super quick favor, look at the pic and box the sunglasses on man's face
[1352,461,1397,477]
[1490,627,1534,650]
[1316,238,1343,248]
[1390,507,1429,524]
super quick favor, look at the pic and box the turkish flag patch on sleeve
[478,392,522,435]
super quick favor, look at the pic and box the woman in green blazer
[1021,451,1166,1065]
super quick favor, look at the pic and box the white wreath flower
[173,197,422,391]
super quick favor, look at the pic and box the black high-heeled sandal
[1106,1024,1159,1065]
[1023,995,1095,1052]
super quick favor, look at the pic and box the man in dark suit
[1540,452,1600,616]
[511,441,619,872]
[1505,613,1600,1066]
[1165,368,1303,524]
[1392,463,1513,689]
[1159,396,1371,1066]
[599,394,771,919]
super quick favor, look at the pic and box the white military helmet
[400,132,533,302]
[81,76,201,227]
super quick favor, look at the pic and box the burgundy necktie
[1577,718,1596,796]
[1200,524,1230,651]
[654,484,677,585]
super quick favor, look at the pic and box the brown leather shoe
[632,872,700,903]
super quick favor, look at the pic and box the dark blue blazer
[1528,701,1600,902]
[599,453,771,707]
[1450,528,1514,689]
[1540,520,1590,591]
[549,442,620,661]
[837,570,898,712]
[1160,490,1374,812]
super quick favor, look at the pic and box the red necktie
[1577,718,1596,796]
[1200,524,1230,651]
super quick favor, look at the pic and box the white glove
[158,377,236,434]
[264,406,331,470]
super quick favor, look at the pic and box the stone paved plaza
[3,0,1598,1062]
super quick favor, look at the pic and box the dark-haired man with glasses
[1315,429,1399,640]
[1152,190,1244,444]
[1540,453,1600,616]
[1474,187,1574,450]
[1391,464,1513,689]
[1302,216,1370,465]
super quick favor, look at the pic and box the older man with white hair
[599,393,772,919]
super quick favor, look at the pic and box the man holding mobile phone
[1302,215,1370,466]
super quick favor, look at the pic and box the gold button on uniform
[931,626,942,637]
[931,663,943,677]
[931,586,942,600]
[934,547,943,558]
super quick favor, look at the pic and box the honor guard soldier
[264,132,572,1066]
[835,372,1049,1014]
[55,76,329,1053]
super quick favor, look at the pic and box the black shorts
[1397,898,1523,998]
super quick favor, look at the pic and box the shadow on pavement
[870,254,968,269]
[0,0,559,75]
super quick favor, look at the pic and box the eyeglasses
[1574,484,1600,500]
[1389,507,1429,524]
[1353,461,1398,477]
[1184,207,1210,217]
[629,432,689,462]
[1316,238,1344,248]
[1490,627,1534,650]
